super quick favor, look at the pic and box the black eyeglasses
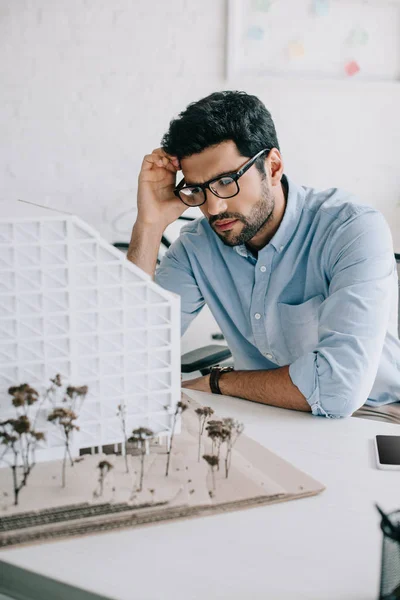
[173,148,271,207]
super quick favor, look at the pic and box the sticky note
[247,26,265,41]
[347,27,369,46]
[313,0,330,17]
[287,40,305,59]
[252,0,272,12]
[345,60,361,77]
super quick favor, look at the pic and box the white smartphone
[375,435,400,471]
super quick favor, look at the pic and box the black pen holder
[379,509,400,600]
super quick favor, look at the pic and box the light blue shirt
[155,177,400,418]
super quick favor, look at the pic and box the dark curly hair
[161,91,280,175]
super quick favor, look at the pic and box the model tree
[194,406,214,461]
[0,384,45,506]
[47,381,88,487]
[206,420,230,469]
[202,454,219,497]
[128,427,154,492]
[165,401,188,477]
[47,408,79,488]
[116,403,129,473]
[65,384,88,413]
[222,418,244,478]
[45,373,63,404]
[94,460,113,498]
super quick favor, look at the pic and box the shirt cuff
[289,352,343,419]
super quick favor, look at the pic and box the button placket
[250,250,273,356]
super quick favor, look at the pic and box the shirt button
[254,313,261,320]
[280,245,284,251]
[260,266,266,272]
[265,353,273,359]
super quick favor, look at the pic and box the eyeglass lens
[179,176,238,206]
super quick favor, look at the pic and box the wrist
[209,367,234,395]
[133,219,166,236]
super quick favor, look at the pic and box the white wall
[1,0,400,350]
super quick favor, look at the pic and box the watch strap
[210,366,234,394]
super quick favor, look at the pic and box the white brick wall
[1,0,400,349]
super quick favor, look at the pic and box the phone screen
[376,435,400,465]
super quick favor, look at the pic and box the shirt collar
[233,175,305,258]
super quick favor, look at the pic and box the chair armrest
[181,345,232,373]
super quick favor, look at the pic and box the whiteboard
[226,0,400,81]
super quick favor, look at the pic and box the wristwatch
[209,366,234,395]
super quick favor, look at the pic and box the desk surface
[1,390,400,600]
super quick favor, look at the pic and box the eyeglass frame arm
[173,147,272,200]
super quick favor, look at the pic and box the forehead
[180,140,244,184]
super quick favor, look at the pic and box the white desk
[1,390,399,600]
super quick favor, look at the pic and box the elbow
[289,352,369,420]
[312,393,362,419]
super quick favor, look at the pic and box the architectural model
[0,201,181,464]
[0,202,324,549]
[0,391,325,548]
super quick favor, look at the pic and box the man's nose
[205,189,228,215]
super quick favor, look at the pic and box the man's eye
[182,186,201,196]
[218,177,234,186]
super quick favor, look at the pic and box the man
[128,91,400,419]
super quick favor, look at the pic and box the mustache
[209,212,246,226]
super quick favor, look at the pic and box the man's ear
[267,148,284,186]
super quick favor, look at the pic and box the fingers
[151,148,180,170]
[141,150,180,175]
[140,148,181,180]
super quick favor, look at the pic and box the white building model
[0,201,181,464]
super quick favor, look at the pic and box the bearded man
[127,91,400,419]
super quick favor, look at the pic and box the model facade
[0,201,181,464]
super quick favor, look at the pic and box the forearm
[126,221,164,278]
[218,365,311,412]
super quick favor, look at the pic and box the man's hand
[137,148,187,231]
[181,374,211,393]
[127,148,187,278]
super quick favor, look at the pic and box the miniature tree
[47,381,88,487]
[65,385,88,413]
[50,373,62,387]
[194,406,214,461]
[45,373,63,404]
[45,375,87,412]
[116,403,129,473]
[222,418,245,478]
[95,460,113,498]
[204,419,223,454]
[0,384,45,506]
[206,420,230,469]
[203,454,219,497]
[165,401,188,477]
[29,373,63,431]
[47,408,79,488]
[128,427,154,492]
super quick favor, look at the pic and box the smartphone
[375,435,400,470]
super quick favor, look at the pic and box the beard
[209,179,275,247]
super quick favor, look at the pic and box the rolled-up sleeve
[289,208,396,418]
[155,239,205,336]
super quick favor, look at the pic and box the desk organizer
[378,509,400,600]
[0,202,181,463]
